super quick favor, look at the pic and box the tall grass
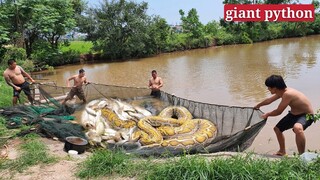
[0,75,12,107]
[76,148,133,178]
[76,149,320,179]
[146,154,320,180]
[60,41,93,54]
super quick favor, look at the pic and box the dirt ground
[0,137,91,180]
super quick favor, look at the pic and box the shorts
[150,90,161,98]
[65,86,86,101]
[276,112,314,132]
[13,81,31,97]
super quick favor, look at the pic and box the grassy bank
[76,149,320,179]
[60,41,93,54]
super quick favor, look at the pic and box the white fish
[127,111,145,120]
[114,99,135,112]
[95,111,105,135]
[85,99,101,116]
[133,105,152,117]
[85,129,102,146]
[81,110,95,129]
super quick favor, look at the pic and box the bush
[32,40,80,67]
[1,47,27,66]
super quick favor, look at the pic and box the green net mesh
[0,83,266,156]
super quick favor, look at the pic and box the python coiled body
[159,106,193,120]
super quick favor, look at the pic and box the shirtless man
[62,69,89,104]
[254,75,314,155]
[148,70,163,98]
[3,59,35,105]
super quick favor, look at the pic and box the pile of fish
[81,98,217,155]
[81,98,152,147]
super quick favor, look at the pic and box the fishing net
[33,83,265,155]
[0,83,84,141]
[0,83,266,156]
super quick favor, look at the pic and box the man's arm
[66,76,76,87]
[158,78,163,88]
[83,77,89,85]
[254,94,279,109]
[20,66,35,83]
[3,72,18,90]
[148,79,152,89]
[262,94,290,119]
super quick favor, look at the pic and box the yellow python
[101,108,136,129]
[131,106,217,147]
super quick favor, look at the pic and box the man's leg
[293,123,305,154]
[27,95,34,105]
[274,126,286,155]
[12,96,18,106]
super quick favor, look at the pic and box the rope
[88,83,108,98]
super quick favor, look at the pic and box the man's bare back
[282,88,313,115]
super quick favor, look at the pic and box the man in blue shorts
[254,75,314,155]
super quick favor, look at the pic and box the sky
[87,0,315,25]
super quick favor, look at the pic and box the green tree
[146,16,170,54]
[179,8,204,39]
[0,0,77,58]
[0,9,10,61]
[91,0,160,59]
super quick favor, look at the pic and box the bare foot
[273,151,287,156]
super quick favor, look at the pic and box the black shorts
[150,90,161,98]
[13,81,31,97]
[276,112,314,132]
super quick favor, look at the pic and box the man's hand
[261,113,269,120]
[15,86,21,91]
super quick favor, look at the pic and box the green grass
[76,148,135,178]
[76,149,320,180]
[0,134,57,173]
[60,41,93,54]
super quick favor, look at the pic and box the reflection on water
[35,35,320,154]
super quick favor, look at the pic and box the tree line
[0,0,319,71]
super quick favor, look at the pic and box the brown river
[35,35,320,155]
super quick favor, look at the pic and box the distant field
[60,41,93,54]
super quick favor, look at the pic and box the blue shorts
[13,81,31,97]
[276,112,314,132]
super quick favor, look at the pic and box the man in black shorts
[148,70,163,98]
[254,75,314,155]
[3,59,35,105]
